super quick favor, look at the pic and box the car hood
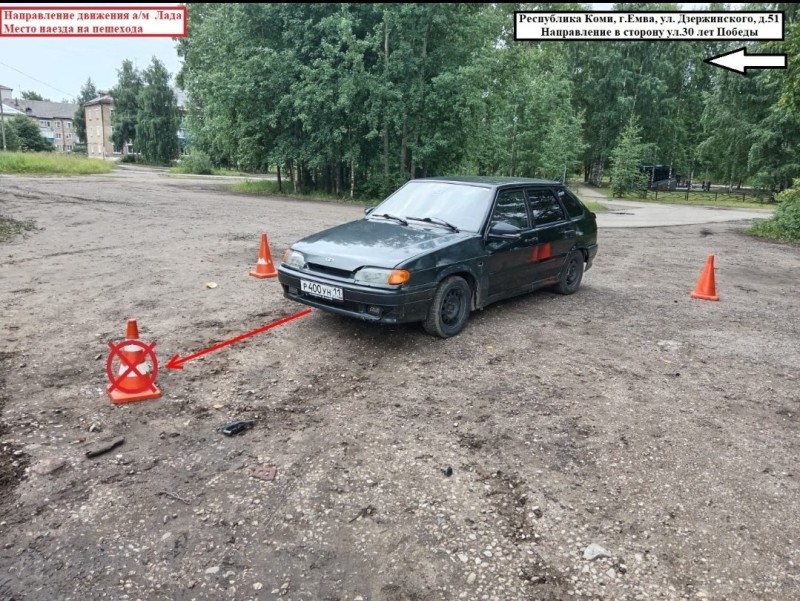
[292,219,471,271]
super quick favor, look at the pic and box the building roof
[84,87,186,109]
[2,98,78,119]
[0,103,26,116]
[84,94,113,107]
[0,84,12,91]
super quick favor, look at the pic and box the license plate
[301,280,343,301]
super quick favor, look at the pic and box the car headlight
[281,249,305,269]
[354,267,411,285]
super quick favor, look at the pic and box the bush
[7,116,54,152]
[750,181,800,243]
[120,154,138,164]
[174,151,213,175]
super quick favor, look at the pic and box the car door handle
[562,229,576,237]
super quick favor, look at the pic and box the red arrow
[166,308,312,370]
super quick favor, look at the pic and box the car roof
[412,176,562,188]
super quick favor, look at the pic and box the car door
[484,188,537,300]
[526,188,572,282]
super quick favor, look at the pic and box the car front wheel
[553,250,584,295]
[423,276,471,338]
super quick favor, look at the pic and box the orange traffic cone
[107,319,162,404]
[691,255,719,301]
[249,232,278,279]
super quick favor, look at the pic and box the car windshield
[369,181,493,233]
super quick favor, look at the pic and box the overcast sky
[1,2,749,103]
[0,2,183,101]
[0,38,181,101]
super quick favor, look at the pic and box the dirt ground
[1,167,799,601]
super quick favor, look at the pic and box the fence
[640,187,775,204]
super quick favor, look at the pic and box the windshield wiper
[373,213,408,226]
[406,216,459,233]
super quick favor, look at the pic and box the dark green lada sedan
[278,177,598,338]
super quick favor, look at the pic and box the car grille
[306,263,353,279]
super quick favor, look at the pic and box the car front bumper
[278,267,435,324]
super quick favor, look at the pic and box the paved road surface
[574,183,773,228]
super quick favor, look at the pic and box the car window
[371,181,493,233]
[556,188,586,219]
[490,189,529,230]
[527,189,565,226]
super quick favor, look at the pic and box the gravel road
[1,168,798,600]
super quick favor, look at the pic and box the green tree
[609,116,650,197]
[111,60,142,152]
[8,116,54,152]
[73,78,97,149]
[1,119,21,151]
[136,57,179,164]
[177,3,496,195]
[21,90,48,101]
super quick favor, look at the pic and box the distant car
[278,177,598,338]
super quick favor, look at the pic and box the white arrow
[704,47,787,75]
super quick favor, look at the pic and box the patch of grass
[582,200,608,213]
[0,151,114,175]
[170,166,255,177]
[230,180,375,205]
[213,168,261,177]
[0,216,36,243]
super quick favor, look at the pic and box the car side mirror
[488,222,522,240]
[364,206,375,215]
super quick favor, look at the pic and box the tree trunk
[350,158,355,199]
[400,116,408,178]
[510,105,518,177]
[277,164,282,193]
[383,16,390,192]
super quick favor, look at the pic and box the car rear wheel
[423,276,471,338]
[553,250,584,295]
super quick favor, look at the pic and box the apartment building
[84,87,187,159]
[83,92,123,159]
[1,89,79,151]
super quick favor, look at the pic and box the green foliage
[173,150,213,174]
[609,117,650,197]
[73,78,97,149]
[699,39,800,194]
[175,4,800,196]
[781,21,800,121]
[7,116,54,152]
[0,151,114,175]
[2,120,21,151]
[20,90,47,101]
[135,58,179,165]
[111,60,143,152]
[751,180,800,243]
[177,4,582,198]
